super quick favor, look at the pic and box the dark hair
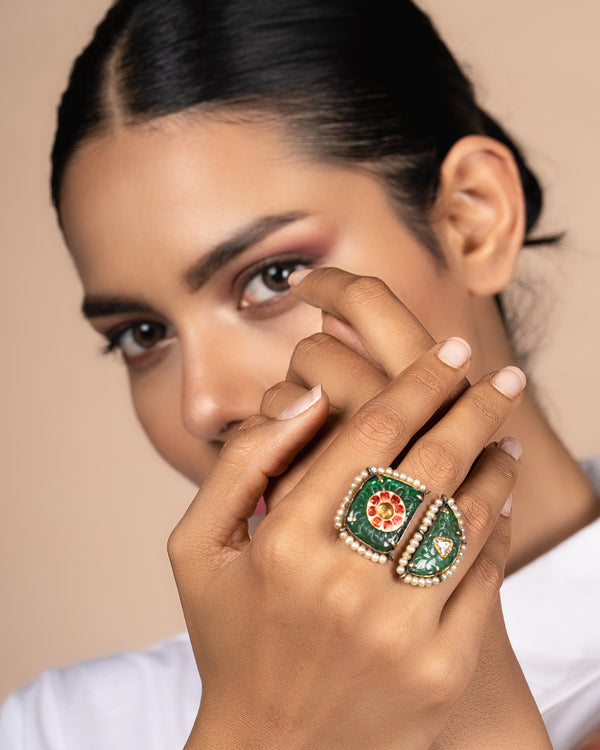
[51,0,554,255]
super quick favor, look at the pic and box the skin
[59,115,597,746]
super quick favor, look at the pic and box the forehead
[60,118,298,280]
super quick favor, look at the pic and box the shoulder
[0,633,200,750]
[502,458,600,750]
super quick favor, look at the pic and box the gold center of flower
[377,502,395,520]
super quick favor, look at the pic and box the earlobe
[433,135,526,296]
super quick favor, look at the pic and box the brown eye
[240,260,310,307]
[108,321,170,360]
[130,322,166,349]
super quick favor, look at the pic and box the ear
[432,135,526,296]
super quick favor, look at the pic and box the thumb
[168,385,328,582]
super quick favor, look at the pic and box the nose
[179,330,264,442]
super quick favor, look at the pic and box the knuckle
[419,652,459,706]
[405,363,448,400]
[460,491,496,538]
[290,332,331,369]
[167,520,191,570]
[473,550,505,591]
[349,401,409,453]
[249,519,298,576]
[321,573,366,626]
[413,438,463,488]
[468,391,505,428]
[339,275,390,309]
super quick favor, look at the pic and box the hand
[259,267,551,747]
[168,283,533,748]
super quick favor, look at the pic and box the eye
[104,321,171,363]
[239,257,312,309]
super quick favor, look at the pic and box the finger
[285,332,389,412]
[261,380,309,418]
[283,338,473,522]
[289,267,435,376]
[168,386,329,583]
[439,442,517,638]
[398,365,526,498]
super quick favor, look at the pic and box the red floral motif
[366,491,406,532]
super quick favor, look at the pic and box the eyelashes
[101,252,319,364]
[237,253,316,309]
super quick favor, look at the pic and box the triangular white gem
[434,537,453,558]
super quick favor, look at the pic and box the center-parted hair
[51,0,549,253]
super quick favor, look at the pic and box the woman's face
[60,116,478,486]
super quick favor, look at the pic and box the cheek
[127,367,212,484]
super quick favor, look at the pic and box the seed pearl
[400,473,407,480]
[351,541,360,550]
[426,511,435,520]
[446,570,453,577]
[433,577,440,585]
[406,545,416,554]
[393,470,399,478]
[370,466,378,473]
[361,470,368,478]
[334,522,342,530]
[406,476,413,483]
[358,546,366,555]
[411,578,419,586]
[378,467,385,474]
[435,498,444,507]
[345,536,353,545]
[418,579,426,587]
[340,531,348,539]
[441,573,447,580]
[365,550,373,559]
[396,566,405,575]
[420,483,427,491]
[414,532,423,541]
[426,579,433,587]
[372,554,380,563]
[405,575,413,583]
[379,556,387,564]
[419,525,428,534]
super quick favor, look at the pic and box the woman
[2,0,599,747]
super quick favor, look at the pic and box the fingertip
[288,268,314,286]
[497,436,523,461]
[277,384,323,420]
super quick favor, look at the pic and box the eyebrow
[82,210,308,319]
[183,211,308,291]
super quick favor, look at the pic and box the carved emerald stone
[344,472,424,554]
[407,503,462,577]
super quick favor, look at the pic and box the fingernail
[498,436,523,461]
[437,337,471,368]
[288,268,313,286]
[491,366,527,398]
[501,494,512,517]
[277,384,322,420]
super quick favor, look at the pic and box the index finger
[289,267,435,376]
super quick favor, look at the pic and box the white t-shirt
[2,460,599,750]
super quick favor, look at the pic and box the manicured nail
[501,494,512,517]
[277,384,322,420]
[437,337,471,368]
[498,436,523,461]
[491,366,527,398]
[288,268,313,286]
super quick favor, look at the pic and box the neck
[501,393,599,573]
[470,297,599,573]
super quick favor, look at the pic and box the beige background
[1,0,599,703]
